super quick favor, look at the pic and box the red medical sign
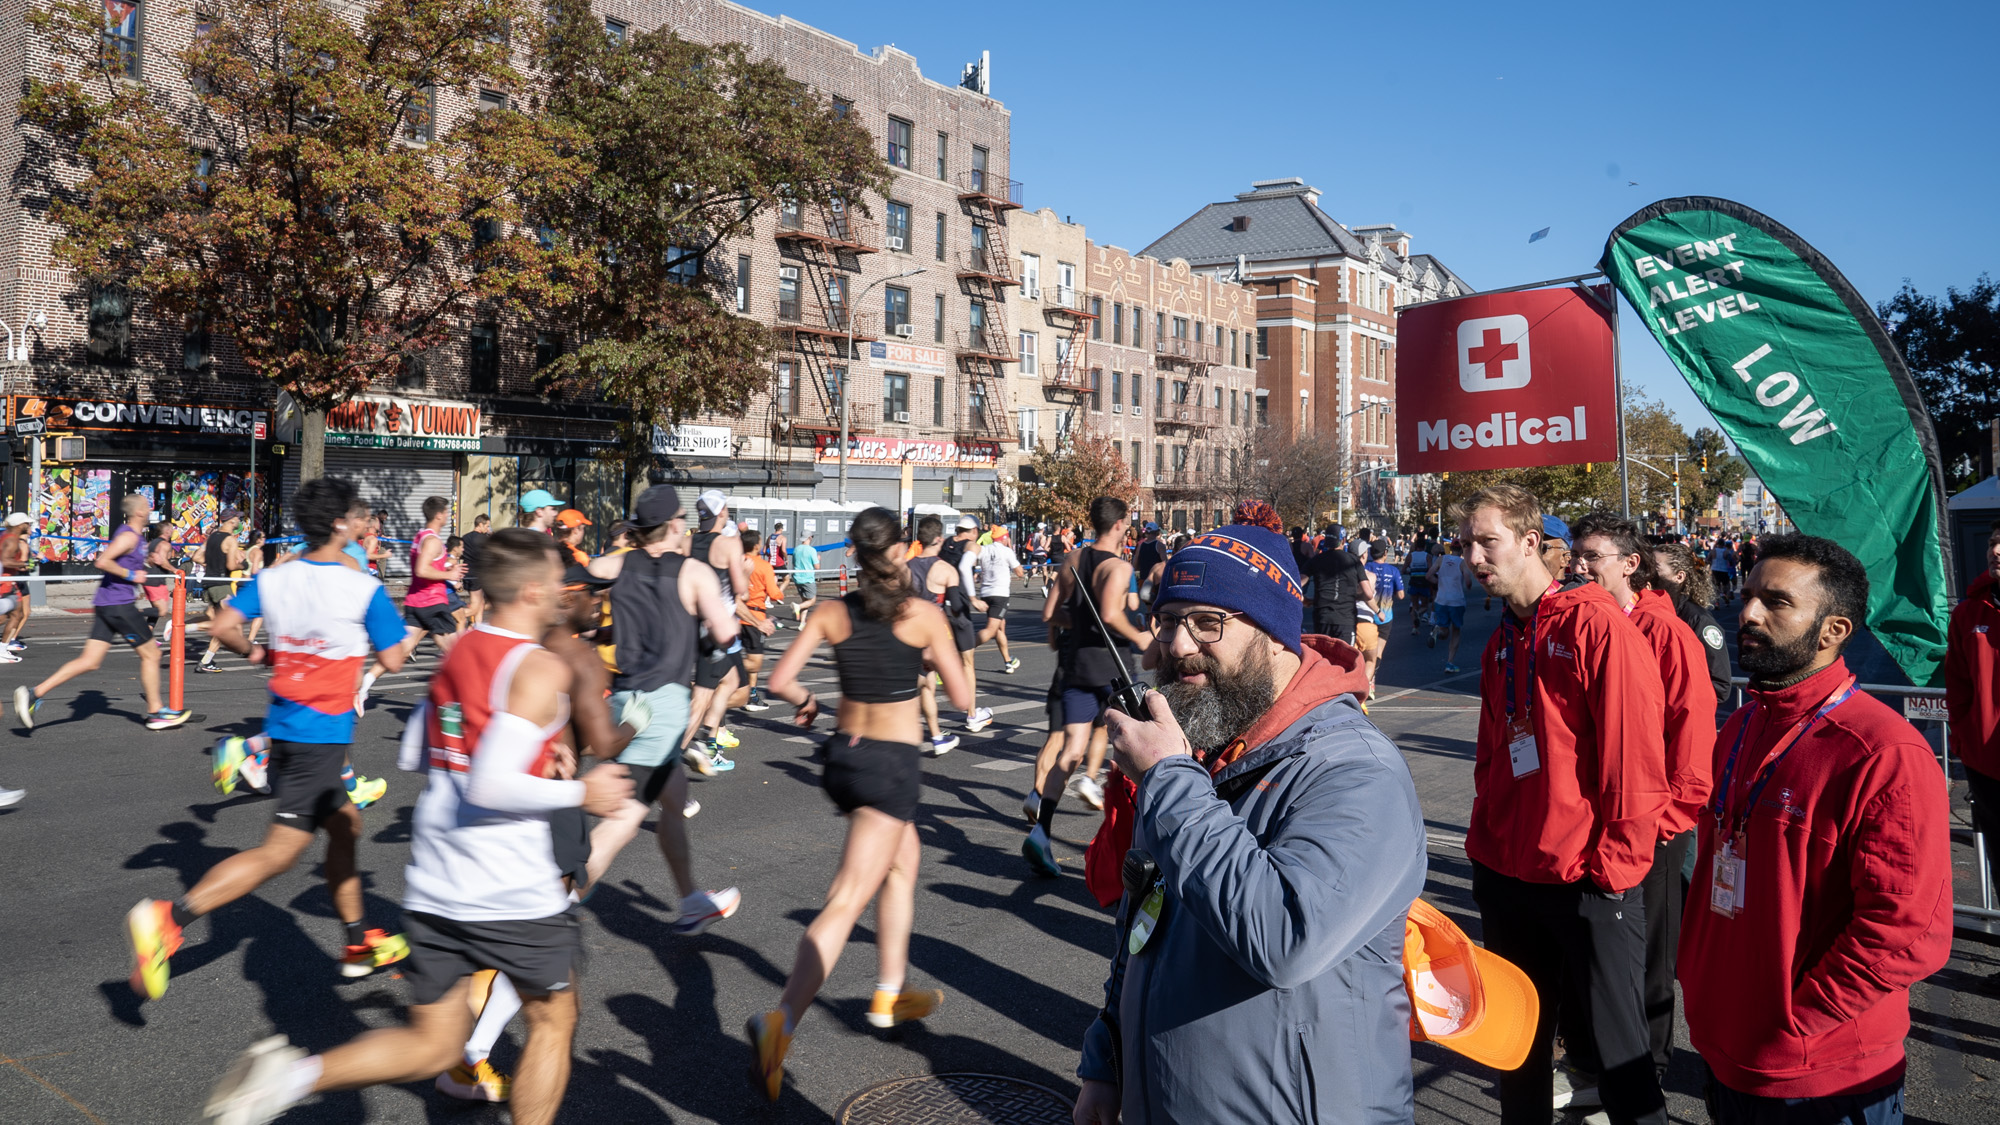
[1396,287,1617,473]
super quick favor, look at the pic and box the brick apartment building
[1002,210,1261,533]
[0,0,1012,564]
[1143,178,1470,526]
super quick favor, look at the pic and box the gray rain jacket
[1078,636,1427,1123]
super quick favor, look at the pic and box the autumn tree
[1017,430,1138,531]
[532,10,890,478]
[1879,276,1998,491]
[24,0,589,478]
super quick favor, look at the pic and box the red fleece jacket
[1466,581,1669,892]
[1679,659,1952,1099]
[1628,588,1718,840]
[1944,571,2000,779]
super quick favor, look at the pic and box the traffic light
[1701,454,1709,472]
[1585,462,1594,473]
[1441,472,1449,482]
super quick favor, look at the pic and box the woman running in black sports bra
[750,506,971,1101]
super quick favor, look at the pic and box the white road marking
[972,760,1031,771]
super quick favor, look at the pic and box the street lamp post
[1334,401,1391,526]
[840,267,928,504]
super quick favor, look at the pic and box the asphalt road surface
[0,587,1996,1123]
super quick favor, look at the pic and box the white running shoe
[204,1035,308,1125]
[0,650,19,664]
[928,734,959,756]
[670,887,741,936]
[1021,825,1061,878]
[683,798,701,819]
[0,786,23,808]
[354,672,378,716]
[965,707,993,733]
[238,752,271,794]
[1075,774,1105,811]
[1021,788,1041,823]
[683,745,717,777]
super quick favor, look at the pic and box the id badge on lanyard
[1127,883,1165,956]
[1503,596,1548,779]
[1706,676,1856,920]
[1709,831,1749,918]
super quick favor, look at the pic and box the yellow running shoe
[867,988,943,1029]
[339,928,410,978]
[211,737,247,796]
[126,899,184,1000]
[348,775,388,810]
[746,1009,792,1102]
[435,1058,511,1102]
[711,726,741,750]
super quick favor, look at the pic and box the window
[1256,389,1270,427]
[397,351,428,389]
[886,117,912,169]
[933,376,946,425]
[775,362,793,416]
[969,383,989,428]
[1089,369,1102,412]
[666,244,698,286]
[933,293,944,342]
[1256,327,1269,359]
[1155,443,1166,476]
[1019,252,1039,296]
[885,201,910,252]
[971,145,988,192]
[1018,331,1038,375]
[183,320,211,372]
[1055,337,1071,377]
[1018,408,1037,452]
[191,8,215,92]
[1155,377,1165,412]
[1131,369,1143,410]
[1215,325,1224,349]
[1173,445,1188,472]
[1111,370,1123,410]
[103,0,143,79]
[1213,385,1223,410]
[883,373,909,421]
[1230,388,1238,425]
[934,212,946,260]
[87,283,132,364]
[826,274,848,331]
[1058,262,1076,303]
[883,285,910,333]
[469,323,500,393]
[1112,304,1124,344]
[830,366,847,414]
[403,87,436,143]
[778,266,799,320]
[1194,321,1204,346]
[969,300,985,336]
[1131,306,1143,348]
[1230,329,1239,366]
[735,254,750,312]
[1131,442,1142,477]
[1156,311,1166,343]
[1173,316,1189,340]
[969,223,988,273]
[478,89,508,113]
[535,332,562,369]
[936,132,948,178]
[604,17,627,43]
[832,97,852,119]
[1172,380,1188,405]
[1090,298,1102,339]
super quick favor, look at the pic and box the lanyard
[1712,674,1856,835]
[1501,582,1558,720]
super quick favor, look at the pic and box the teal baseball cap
[520,489,559,513]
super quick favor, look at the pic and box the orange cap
[1403,898,1538,1071]
[556,509,592,529]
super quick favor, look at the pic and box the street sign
[13,418,44,436]
[252,420,267,440]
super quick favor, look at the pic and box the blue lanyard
[1501,584,1556,720]
[1712,676,1856,835]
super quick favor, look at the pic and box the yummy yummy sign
[325,395,483,451]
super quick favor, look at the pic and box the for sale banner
[1396,287,1617,473]
[1601,197,1950,685]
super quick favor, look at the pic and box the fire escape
[770,196,880,452]
[1041,286,1094,437]
[952,170,1023,447]
[1153,335,1219,506]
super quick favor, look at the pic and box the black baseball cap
[631,484,683,529]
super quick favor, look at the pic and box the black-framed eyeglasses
[1572,550,1631,565]
[1156,609,1244,645]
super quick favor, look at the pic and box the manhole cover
[837,1073,1072,1125]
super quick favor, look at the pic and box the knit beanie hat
[1153,525,1304,654]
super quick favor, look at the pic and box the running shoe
[742,690,771,713]
[353,671,377,716]
[195,660,221,674]
[1021,789,1041,823]
[435,1059,510,1103]
[127,898,185,1000]
[239,750,271,794]
[1022,825,1061,878]
[671,887,742,936]
[1553,1059,1602,1109]
[1443,663,1460,674]
[1003,657,1021,674]
[338,928,410,978]
[707,747,737,773]
[146,708,191,731]
[867,988,943,1029]
[928,734,959,756]
[14,685,36,730]
[0,650,19,664]
[965,707,993,733]
[683,745,718,777]
[683,798,701,819]
[0,786,22,807]
[1427,627,1438,649]
[204,1034,307,1125]
[746,1009,792,1102]
[6,640,23,652]
[348,776,388,809]
[711,726,741,750]
[212,736,249,796]
[1075,774,1105,811]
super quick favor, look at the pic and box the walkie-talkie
[1066,559,1153,718]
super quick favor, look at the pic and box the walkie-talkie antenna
[1065,558,1151,716]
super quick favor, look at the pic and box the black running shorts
[695,641,744,690]
[406,603,458,638]
[270,740,351,826]
[547,806,591,889]
[822,734,921,822]
[949,614,977,653]
[90,602,152,648]
[983,596,1010,621]
[1045,664,1068,732]
[738,623,766,655]
[401,909,581,1006]
[1062,685,1114,728]
[620,760,680,807]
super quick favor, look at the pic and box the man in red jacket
[1944,525,2000,922]
[1681,534,1951,1124]
[1457,485,1669,1125]
[1571,512,1717,1078]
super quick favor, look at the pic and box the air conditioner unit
[1024,285,1040,299]
[895,324,916,338]
[894,411,911,423]
[887,236,906,251]
[1112,404,1122,414]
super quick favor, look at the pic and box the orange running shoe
[867,988,943,1029]
[127,899,185,1000]
[746,1009,792,1102]
[339,928,410,978]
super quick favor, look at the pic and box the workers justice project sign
[1602,197,1951,685]
[1396,287,1617,473]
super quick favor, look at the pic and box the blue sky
[751,0,1995,438]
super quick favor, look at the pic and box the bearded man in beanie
[1073,522,1427,1125]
